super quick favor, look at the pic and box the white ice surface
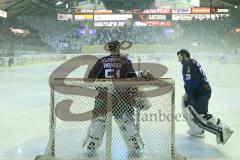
[0,58,239,160]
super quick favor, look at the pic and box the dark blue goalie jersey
[88,55,136,79]
[182,59,211,98]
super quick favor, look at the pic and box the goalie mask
[105,41,121,55]
[104,40,133,55]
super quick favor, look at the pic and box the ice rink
[0,56,239,160]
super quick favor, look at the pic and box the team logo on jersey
[185,74,191,80]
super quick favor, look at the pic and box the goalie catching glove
[137,70,155,81]
[133,70,155,110]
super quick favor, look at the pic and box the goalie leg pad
[181,95,204,136]
[115,113,144,150]
[188,105,233,145]
[82,116,106,150]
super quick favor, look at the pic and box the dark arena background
[0,0,240,160]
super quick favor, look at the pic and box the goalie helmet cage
[35,78,187,160]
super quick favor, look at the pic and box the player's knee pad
[188,105,233,144]
[115,113,144,150]
[82,116,106,150]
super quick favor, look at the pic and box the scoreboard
[75,14,93,21]
[75,29,96,36]
[139,14,166,21]
[94,14,132,21]
[57,7,230,26]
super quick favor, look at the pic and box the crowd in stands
[22,16,84,53]
[21,16,177,53]
[93,26,172,45]
[0,19,49,56]
[1,14,239,56]
[177,16,236,52]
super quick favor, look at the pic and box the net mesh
[36,78,185,160]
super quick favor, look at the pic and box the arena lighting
[56,1,64,6]
[235,28,240,32]
[10,27,31,37]
[0,9,7,18]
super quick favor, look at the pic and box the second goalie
[83,41,150,157]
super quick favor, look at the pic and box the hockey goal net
[36,78,186,160]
